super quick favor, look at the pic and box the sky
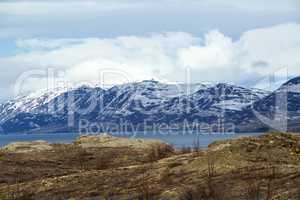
[0,0,300,101]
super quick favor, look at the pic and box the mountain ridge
[3,78,300,134]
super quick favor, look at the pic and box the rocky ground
[0,132,300,200]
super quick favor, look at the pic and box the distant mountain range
[1,77,300,134]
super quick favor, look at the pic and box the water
[0,132,79,148]
[0,131,264,148]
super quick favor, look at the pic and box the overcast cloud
[0,0,300,100]
[1,0,299,39]
[1,23,300,98]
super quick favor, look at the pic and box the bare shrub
[96,153,111,170]
[205,150,223,200]
[136,169,155,200]
[179,150,220,200]
[103,190,115,200]
[160,167,173,187]
[193,135,201,153]
[76,147,91,170]
[16,192,34,200]
[137,185,153,200]
[243,166,276,200]
[0,150,5,160]
[147,144,173,162]
[265,166,276,200]
[207,150,215,196]
[100,168,116,200]
[179,186,207,200]
[2,167,28,200]
[181,146,192,154]
[245,179,261,200]
[296,181,300,199]
[13,167,26,184]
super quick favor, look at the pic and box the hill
[0,132,299,199]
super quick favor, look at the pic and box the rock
[2,140,53,153]
[74,133,172,151]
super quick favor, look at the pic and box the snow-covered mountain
[237,76,300,132]
[0,80,271,133]
[0,87,69,123]
[100,80,208,116]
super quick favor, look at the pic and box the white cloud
[178,23,300,89]
[178,31,236,69]
[15,38,84,50]
[0,32,198,96]
[1,23,300,99]
[237,23,300,76]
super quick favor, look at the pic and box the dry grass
[0,132,300,199]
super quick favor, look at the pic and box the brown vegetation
[0,132,300,200]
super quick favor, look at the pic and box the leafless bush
[76,147,90,170]
[160,167,173,187]
[193,135,201,153]
[245,179,261,200]
[137,170,155,200]
[179,150,220,200]
[147,144,173,162]
[265,166,276,200]
[207,150,215,195]
[13,167,26,184]
[2,167,28,200]
[243,166,276,200]
[181,146,192,154]
[96,153,111,170]
[4,185,34,200]
[16,192,34,200]
[297,181,300,199]
[103,190,115,200]
[179,186,207,200]
[133,165,158,199]
[205,150,223,200]
[0,150,5,160]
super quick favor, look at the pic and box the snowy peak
[0,80,272,133]
[105,80,209,111]
[0,87,70,123]
[0,81,269,119]
[190,83,269,111]
[278,76,300,93]
[282,76,300,86]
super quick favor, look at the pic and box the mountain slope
[237,76,300,132]
[0,80,270,133]
[0,87,69,123]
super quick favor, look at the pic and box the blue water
[0,131,264,148]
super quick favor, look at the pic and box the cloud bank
[1,23,300,99]
[0,0,299,40]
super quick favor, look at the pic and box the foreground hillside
[0,133,300,199]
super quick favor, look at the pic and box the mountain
[0,80,271,133]
[237,76,300,132]
[0,87,69,123]
[0,85,105,133]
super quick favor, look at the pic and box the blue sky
[0,0,300,100]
